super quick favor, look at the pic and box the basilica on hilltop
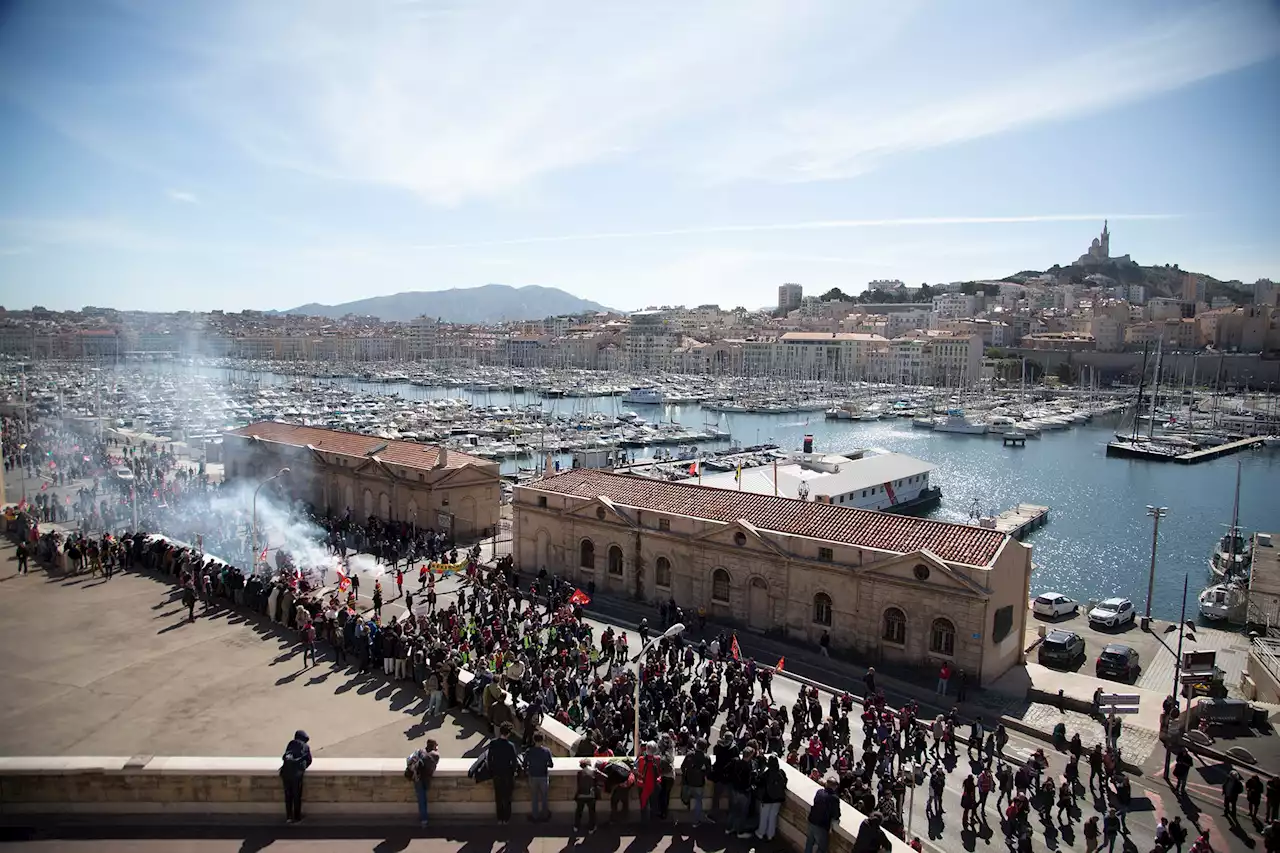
[1075,220,1132,267]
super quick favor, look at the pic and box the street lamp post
[1163,573,1195,777]
[631,622,685,757]
[251,468,289,574]
[1144,506,1168,622]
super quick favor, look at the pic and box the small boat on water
[1199,582,1247,623]
[1209,461,1252,582]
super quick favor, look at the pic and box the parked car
[112,465,134,482]
[1096,643,1141,681]
[1038,629,1086,668]
[1088,597,1135,628]
[1033,593,1079,618]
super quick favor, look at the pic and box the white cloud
[701,2,1280,183]
[166,189,200,204]
[406,213,1179,250]
[185,1,819,205]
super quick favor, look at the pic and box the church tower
[1100,220,1110,258]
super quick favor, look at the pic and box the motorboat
[932,410,987,435]
[622,386,664,405]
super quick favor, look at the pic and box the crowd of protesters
[2,415,1258,852]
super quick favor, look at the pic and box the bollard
[1057,689,1065,712]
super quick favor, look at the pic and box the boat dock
[980,504,1050,539]
[1246,533,1280,629]
[1174,436,1271,464]
[1106,435,1270,463]
[1002,432,1027,447]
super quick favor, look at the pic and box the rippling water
[178,366,1279,620]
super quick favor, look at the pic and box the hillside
[282,284,611,323]
[1003,260,1252,304]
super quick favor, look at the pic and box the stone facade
[513,470,1032,684]
[0,756,910,852]
[222,423,501,540]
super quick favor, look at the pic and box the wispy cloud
[701,2,1280,183]
[407,213,1179,250]
[166,189,200,204]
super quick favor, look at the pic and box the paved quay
[0,552,486,760]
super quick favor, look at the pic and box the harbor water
[179,366,1280,621]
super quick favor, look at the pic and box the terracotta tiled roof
[530,468,1007,567]
[226,422,491,472]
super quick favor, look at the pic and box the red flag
[40,482,48,491]
[688,461,698,476]
[731,635,741,661]
[776,657,785,672]
[570,588,591,606]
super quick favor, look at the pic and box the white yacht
[932,410,987,435]
[623,386,663,405]
[1198,582,1247,623]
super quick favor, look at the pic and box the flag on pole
[730,635,741,661]
[335,565,351,592]
[570,588,591,606]
[775,657,785,672]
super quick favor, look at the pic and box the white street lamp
[251,468,289,573]
[631,622,685,757]
[1144,506,1168,622]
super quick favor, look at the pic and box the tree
[819,288,851,302]
[917,284,934,302]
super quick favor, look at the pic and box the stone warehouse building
[514,469,1033,684]
[223,423,501,539]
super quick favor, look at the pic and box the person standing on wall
[279,729,312,824]
[487,722,519,825]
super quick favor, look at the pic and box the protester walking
[279,730,312,824]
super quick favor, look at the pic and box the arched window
[712,569,731,602]
[883,608,906,644]
[655,557,671,588]
[813,592,833,626]
[930,618,956,656]
[579,539,595,570]
[608,545,624,576]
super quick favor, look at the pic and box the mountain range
[281,284,611,323]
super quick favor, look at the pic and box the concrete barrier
[0,756,912,852]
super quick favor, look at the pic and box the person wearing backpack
[406,739,439,827]
[279,729,312,824]
[757,754,787,841]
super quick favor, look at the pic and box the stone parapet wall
[0,756,911,852]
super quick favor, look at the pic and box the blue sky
[0,0,1277,313]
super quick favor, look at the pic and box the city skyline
[0,0,1278,313]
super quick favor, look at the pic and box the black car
[1096,644,1141,681]
[1038,629,1085,668]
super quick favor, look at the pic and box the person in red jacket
[937,662,952,696]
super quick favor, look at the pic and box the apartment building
[931,292,980,319]
[778,283,803,313]
[624,311,676,372]
[775,332,886,380]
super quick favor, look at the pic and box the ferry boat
[623,386,663,405]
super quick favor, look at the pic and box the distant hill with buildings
[281,284,611,323]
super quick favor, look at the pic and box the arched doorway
[748,577,770,630]
[362,487,374,519]
[343,483,354,514]
[378,491,390,520]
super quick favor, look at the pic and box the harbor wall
[0,755,911,852]
[1010,349,1280,385]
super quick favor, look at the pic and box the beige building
[513,469,1033,685]
[223,422,501,539]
